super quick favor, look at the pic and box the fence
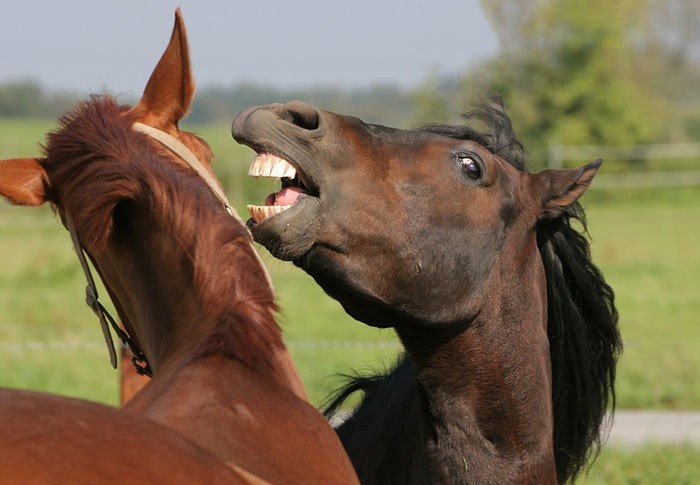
[547,142,700,189]
[0,339,402,352]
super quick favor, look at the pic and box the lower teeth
[247,204,292,223]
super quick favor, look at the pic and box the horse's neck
[99,223,307,399]
[394,241,557,483]
[125,290,305,400]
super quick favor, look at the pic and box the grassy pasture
[1,117,699,481]
[585,188,700,409]
[579,443,700,484]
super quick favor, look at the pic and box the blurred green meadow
[579,444,700,484]
[1,118,699,481]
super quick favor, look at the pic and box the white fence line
[547,142,700,189]
[547,142,700,169]
[591,170,700,189]
[0,340,402,352]
[0,341,104,351]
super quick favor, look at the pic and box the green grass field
[2,117,699,482]
[586,189,700,409]
[579,444,700,484]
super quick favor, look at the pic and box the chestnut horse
[232,100,622,484]
[0,11,356,484]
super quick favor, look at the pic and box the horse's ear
[0,157,48,206]
[131,8,193,130]
[533,159,602,219]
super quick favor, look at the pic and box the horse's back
[0,388,259,484]
[124,355,359,485]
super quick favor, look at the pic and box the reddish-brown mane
[42,95,283,370]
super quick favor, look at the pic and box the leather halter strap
[132,121,273,288]
[132,122,236,218]
[65,213,152,376]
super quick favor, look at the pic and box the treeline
[185,81,447,127]
[0,78,462,129]
[0,81,78,118]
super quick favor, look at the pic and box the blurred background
[1,1,698,483]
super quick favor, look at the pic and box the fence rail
[0,339,402,352]
[547,142,700,168]
[547,142,700,189]
[590,170,700,189]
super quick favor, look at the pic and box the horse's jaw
[232,102,331,263]
[246,195,323,262]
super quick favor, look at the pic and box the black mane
[417,97,528,171]
[538,205,621,482]
[326,98,622,483]
[325,359,431,484]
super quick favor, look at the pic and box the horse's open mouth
[246,153,316,223]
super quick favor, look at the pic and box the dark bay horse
[0,11,357,484]
[232,100,622,484]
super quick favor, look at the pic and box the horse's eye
[459,156,481,180]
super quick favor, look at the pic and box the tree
[0,81,77,118]
[473,0,677,167]
[0,81,43,116]
[410,70,449,125]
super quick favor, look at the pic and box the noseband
[67,121,272,378]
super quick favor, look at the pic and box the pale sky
[0,0,499,96]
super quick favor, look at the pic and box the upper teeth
[248,153,297,179]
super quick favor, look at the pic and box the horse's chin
[248,196,322,262]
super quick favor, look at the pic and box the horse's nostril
[282,100,319,131]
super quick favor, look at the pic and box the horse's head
[233,100,600,328]
[0,10,272,370]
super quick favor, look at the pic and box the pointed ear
[0,158,48,206]
[533,159,602,219]
[131,8,193,130]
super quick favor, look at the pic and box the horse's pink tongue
[274,187,305,206]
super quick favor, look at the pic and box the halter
[132,122,237,219]
[68,121,272,378]
[132,122,272,287]
[66,213,152,377]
